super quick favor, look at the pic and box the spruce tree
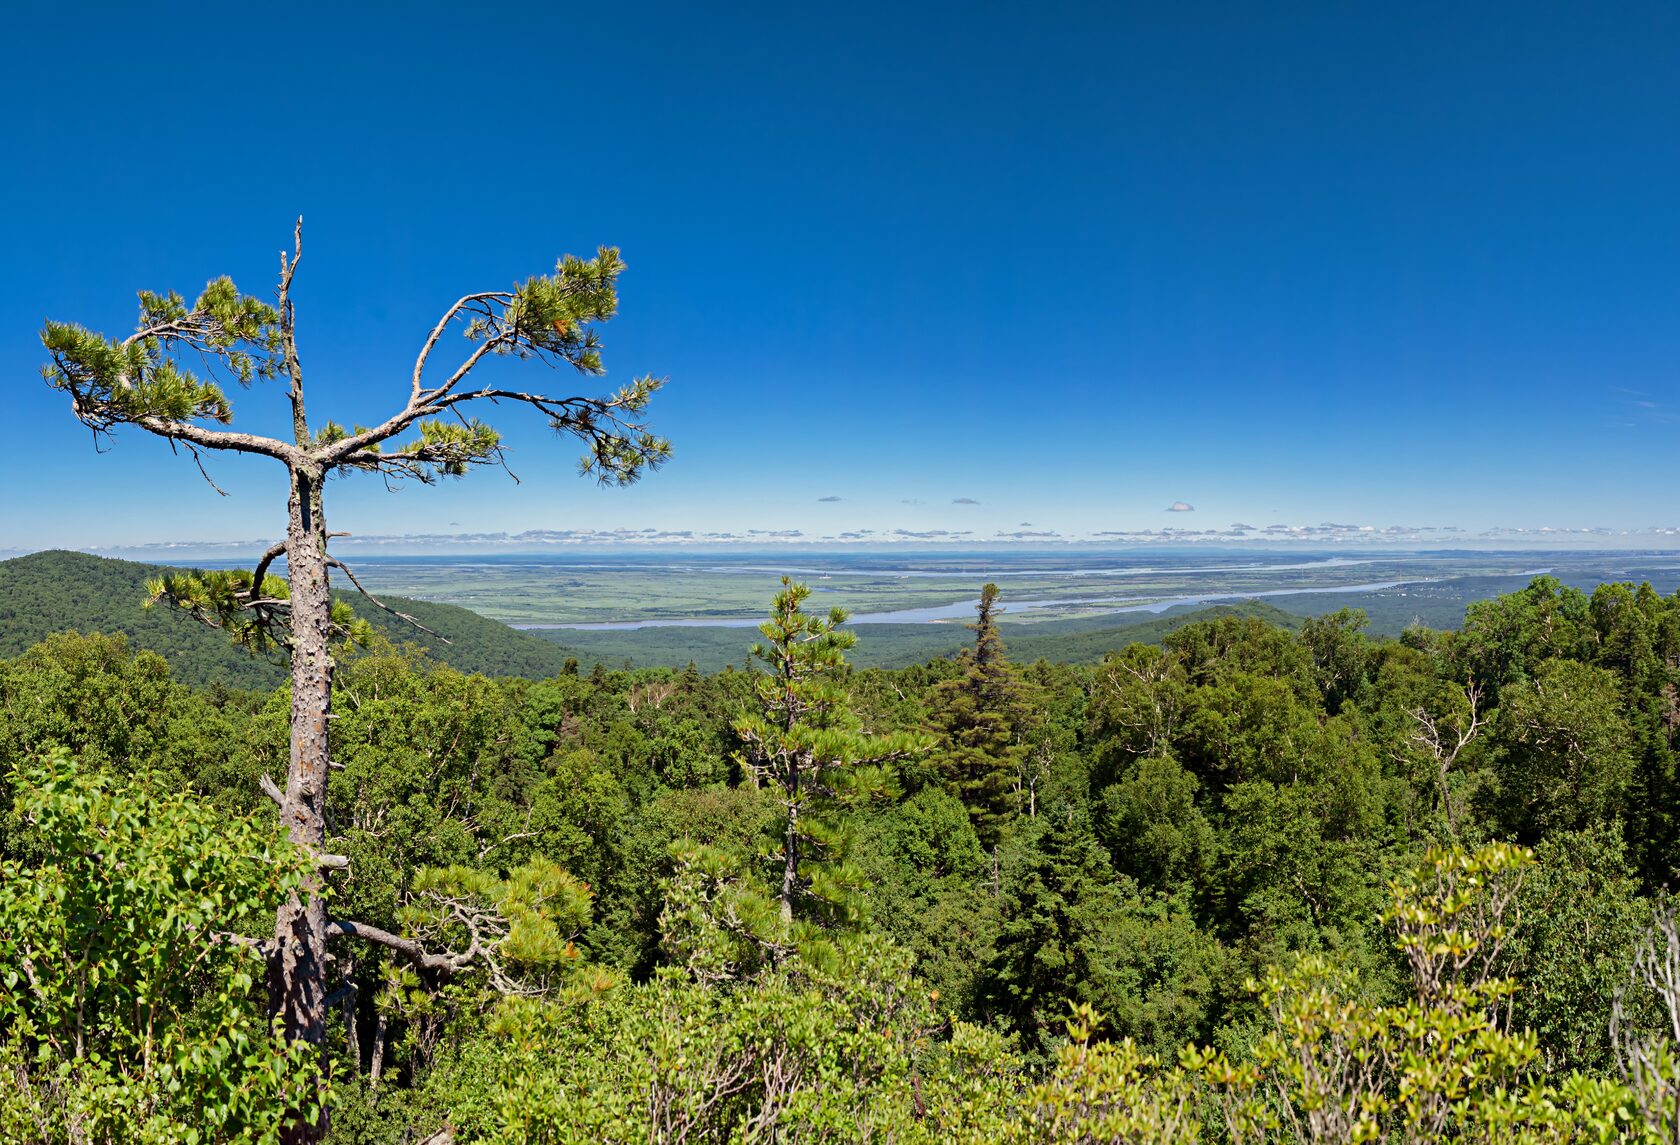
[734,578,928,924]
[976,809,1123,1051]
[930,583,1027,850]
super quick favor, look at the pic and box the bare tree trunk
[343,989,360,1073]
[369,1012,389,1096]
[1438,760,1459,842]
[780,790,798,924]
[779,688,799,924]
[273,462,335,1145]
[341,957,360,1074]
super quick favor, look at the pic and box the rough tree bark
[272,463,334,1055]
[780,778,799,923]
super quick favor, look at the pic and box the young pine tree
[734,578,929,924]
[931,583,1029,850]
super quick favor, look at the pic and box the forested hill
[0,550,585,688]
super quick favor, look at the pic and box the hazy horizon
[12,532,1680,563]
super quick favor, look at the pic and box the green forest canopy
[4,573,1680,1140]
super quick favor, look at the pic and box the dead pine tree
[38,220,668,1142]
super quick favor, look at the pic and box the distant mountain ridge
[0,551,584,688]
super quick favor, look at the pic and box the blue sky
[4,2,1680,552]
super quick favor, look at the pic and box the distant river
[516,577,1429,631]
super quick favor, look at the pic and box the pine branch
[326,556,447,643]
